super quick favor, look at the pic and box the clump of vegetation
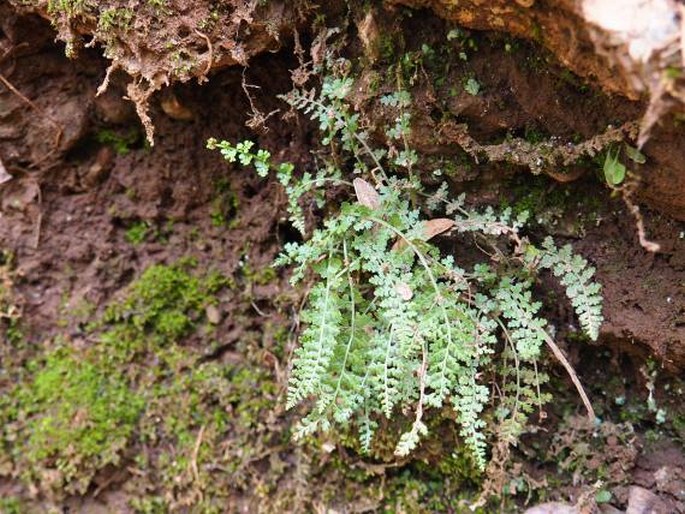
[125,220,149,244]
[209,65,603,472]
[0,252,21,345]
[8,348,143,493]
[0,262,231,497]
[548,414,639,489]
[96,128,144,156]
[97,7,134,33]
[101,262,228,354]
[46,0,93,17]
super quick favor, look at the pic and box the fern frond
[496,278,547,361]
[358,395,378,454]
[424,308,475,408]
[538,238,603,340]
[287,254,345,408]
[453,372,489,470]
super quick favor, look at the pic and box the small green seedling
[603,149,626,186]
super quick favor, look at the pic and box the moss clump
[132,355,281,510]
[47,0,93,17]
[102,262,228,350]
[0,497,24,514]
[125,220,149,245]
[210,177,240,228]
[6,348,143,493]
[95,128,144,156]
[1,261,232,498]
[97,7,134,32]
[241,262,277,286]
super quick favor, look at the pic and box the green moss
[380,468,486,513]
[96,128,143,155]
[96,264,230,370]
[210,178,240,227]
[98,7,134,32]
[8,348,143,493]
[47,0,93,17]
[129,497,167,514]
[379,34,396,62]
[500,175,602,237]
[1,262,237,498]
[125,220,149,245]
[241,263,277,286]
[147,0,167,9]
[523,125,548,144]
[0,497,24,514]
[127,344,282,512]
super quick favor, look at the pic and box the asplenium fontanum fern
[208,73,603,470]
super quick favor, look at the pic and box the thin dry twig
[541,331,595,421]
[190,424,206,486]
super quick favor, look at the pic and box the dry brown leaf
[422,218,455,240]
[353,177,381,210]
[392,218,455,251]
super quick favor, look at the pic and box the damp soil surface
[1,6,685,514]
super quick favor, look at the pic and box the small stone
[206,305,221,324]
[524,502,578,514]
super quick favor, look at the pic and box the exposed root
[126,80,160,146]
[96,62,119,97]
[442,120,639,180]
[242,68,280,133]
[621,182,661,253]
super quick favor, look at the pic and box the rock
[626,486,669,514]
[524,502,579,514]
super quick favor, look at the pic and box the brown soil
[0,7,305,339]
[1,3,684,513]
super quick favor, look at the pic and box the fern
[537,237,604,340]
[209,67,604,472]
[286,253,344,409]
[496,278,547,361]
